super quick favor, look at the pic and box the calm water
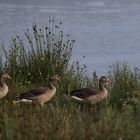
[1,0,140,75]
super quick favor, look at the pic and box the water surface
[1,0,140,75]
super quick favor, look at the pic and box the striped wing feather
[18,87,48,100]
[70,88,99,99]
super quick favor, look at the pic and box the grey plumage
[70,88,99,99]
[70,76,112,104]
[14,87,48,100]
[0,73,12,99]
[13,75,61,106]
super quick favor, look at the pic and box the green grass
[0,100,140,140]
[0,19,140,140]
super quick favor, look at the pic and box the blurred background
[1,0,140,75]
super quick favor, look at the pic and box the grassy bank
[0,20,140,140]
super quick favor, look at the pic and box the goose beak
[5,75,12,80]
[53,74,61,81]
[7,75,12,80]
[107,79,112,83]
[56,75,61,81]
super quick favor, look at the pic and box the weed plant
[108,63,140,112]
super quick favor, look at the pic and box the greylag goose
[13,75,61,106]
[70,76,112,104]
[0,73,12,99]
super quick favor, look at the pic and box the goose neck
[99,81,105,90]
[48,80,55,89]
[0,77,5,87]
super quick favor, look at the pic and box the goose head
[99,76,112,85]
[1,73,12,80]
[50,74,61,82]
[98,76,112,90]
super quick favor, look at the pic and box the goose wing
[70,88,98,99]
[15,87,48,100]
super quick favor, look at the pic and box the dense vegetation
[0,20,140,140]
